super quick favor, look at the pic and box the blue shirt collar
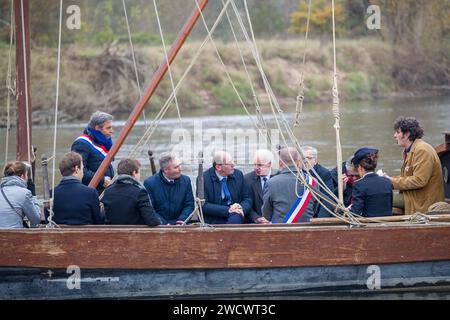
[405,140,414,154]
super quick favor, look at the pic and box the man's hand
[255,216,269,224]
[229,203,244,216]
[103,176,112,188]
[341,174,349,190]
[175,220,184,225]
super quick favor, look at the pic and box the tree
[289,0,346,37]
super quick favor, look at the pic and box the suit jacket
[53,176,103,225]
[262,167,318,223]
[351,173,393,217]
[244,169,280,222]
[391,139,444,214]
[199,167,252,224]
[308,163,334,218]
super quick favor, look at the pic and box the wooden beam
[89,0,209,188]
[1,224,450,269]
[14,0,32,162]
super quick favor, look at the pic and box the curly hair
[358,153,378,172]
[394,117,424,141]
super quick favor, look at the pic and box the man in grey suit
[262,147,319,223]
[244,149,279,224]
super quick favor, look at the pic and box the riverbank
[1,38,449,126]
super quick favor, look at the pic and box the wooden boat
[1,0,450,299]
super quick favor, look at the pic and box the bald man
[199,151,252,224]
[262,147,319,223]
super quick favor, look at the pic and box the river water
[0,96,449,195]
[0,96,449,300]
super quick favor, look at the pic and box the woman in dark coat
[350,148,393,217]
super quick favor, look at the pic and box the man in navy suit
[350,147,393,217]
[52,152,103,225]
[200,151,252,224]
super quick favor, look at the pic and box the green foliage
[289,0,346,36]
[212,78,253,108]
[342,72,371,99]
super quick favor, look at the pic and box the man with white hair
[244,149,279,223]
[302,146,334,217]
[262,147,319,223]
[71,111,114,193]
[199,151,252,224]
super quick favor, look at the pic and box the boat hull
[1,223,450,299]
[1,260,450,299]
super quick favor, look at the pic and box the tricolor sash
[75,134,109,158]
[282,174,316,224]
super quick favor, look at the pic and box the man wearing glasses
[200,150,252,224]
[244,149,279,224]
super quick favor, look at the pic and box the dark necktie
[221,178,232,205]
[262,177,268,194]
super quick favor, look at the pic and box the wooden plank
[1,224,450,269]
[310,213,450,225]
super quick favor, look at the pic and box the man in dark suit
[52,152,104,225]
[200,151,252,224]
[244,149,279,223]
[301,146,334,218]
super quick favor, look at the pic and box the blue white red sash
[282,174,316,224]
[75,134,109,158]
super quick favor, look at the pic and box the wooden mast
[14,0,32,162]
[89,0,209,188]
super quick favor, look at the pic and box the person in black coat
[71,111,115,194]
[244,149,279,224]
[144,152,194,225]
[199,151,252,224]
[101,159,160,226]
[350,147,393,217]
[52,152,103,225]
[301,146,335,218]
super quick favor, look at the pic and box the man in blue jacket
[71,111,114,193]
[199,151,252,224]
[144,152,194,225]
[52,152,103,225]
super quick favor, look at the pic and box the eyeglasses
[254,163,269,167]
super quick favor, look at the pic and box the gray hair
[159,152,178,170]
[279,147,300,167]
[88,111,113,129]
[301,146,318,159]
[213,150,232,165]
[345,155,354,170]
[254,149,274,164]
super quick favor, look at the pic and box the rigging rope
[331,0,344,204]
[47,0,64,228]
[128,0,234,160]
[122,0,148,129]
[4,0,15,166]
[153,0,183,130]
[294,0,312,127]
[222,0,268,136]
[232,0,359,224]
[19,0,32,173]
